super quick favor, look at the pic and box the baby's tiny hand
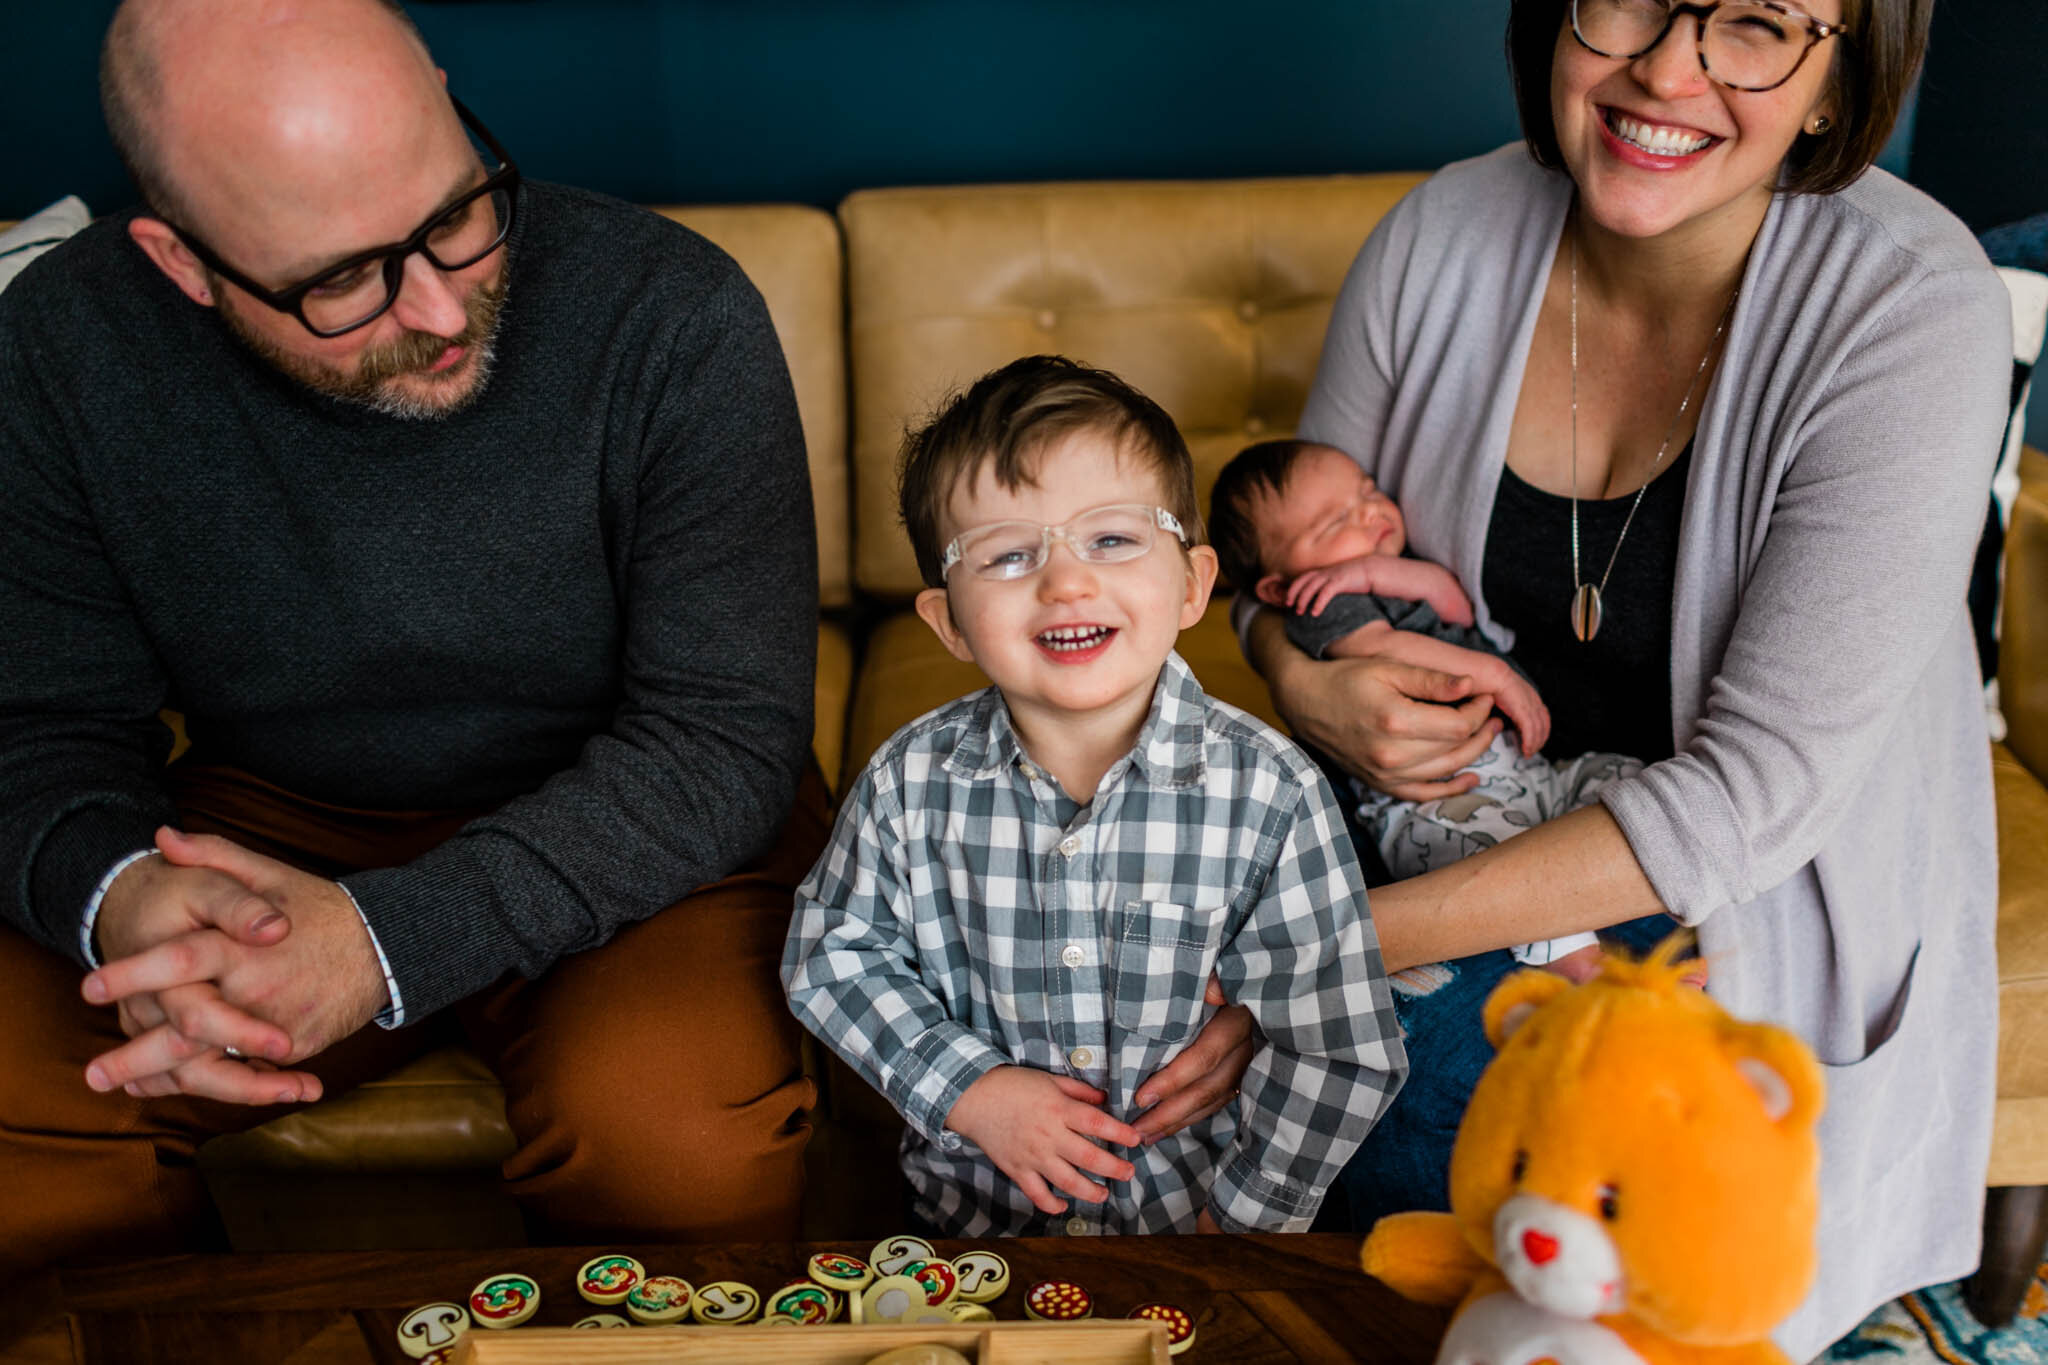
[1435,579,1477,627]
[946,1066,1144,1215]
[1284,556,1384,618]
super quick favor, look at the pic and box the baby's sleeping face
[1255,443,1408,579]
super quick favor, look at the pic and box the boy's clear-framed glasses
[940,504,1187,581]
[1570,0,1849,93]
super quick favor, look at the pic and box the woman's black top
[1478,446,1690,765]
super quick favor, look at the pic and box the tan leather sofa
[17,179,2043,1318]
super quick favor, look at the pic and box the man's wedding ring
[222,1046,245,1060]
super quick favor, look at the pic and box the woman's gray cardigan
[1298,144,2011,1354]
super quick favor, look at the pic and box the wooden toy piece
[859,1273,932,1324]
[691,1279,763,1324]
[1023,1278,1094,1321]
[415,1350,457,1365]
[762,1313,801,1326]
[395,1302,469,1357]
[950,1249,1011,1303]
[899,1258,959,1307]
[570,1313,631,1329]
[848,1283,865,1325]
[808,1250,875,1294]
[1129,1302,1198,1355]
[949,1301,996,1322]
[766,1280,839,1324]
[466,1274,540,1329]
[869,1233,936,1277]
[575,1253,644,1306]
[623,1274,694,1325]
[861,1346,972,1365]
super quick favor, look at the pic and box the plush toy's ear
[1722,1020,1825,1131]
[1482,970,1573,1049]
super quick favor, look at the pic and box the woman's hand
[1131,975,1253,1144]
[1250,611,1498,800]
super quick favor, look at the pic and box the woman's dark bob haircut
[1506,0,1933,197]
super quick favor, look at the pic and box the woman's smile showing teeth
[1601,106,1718,158]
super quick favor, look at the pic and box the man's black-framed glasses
[1571,0,1849,93]
[165,96,520,338]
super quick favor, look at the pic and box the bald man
[0,0,826,1276]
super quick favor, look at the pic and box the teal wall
[2,1,1912,221]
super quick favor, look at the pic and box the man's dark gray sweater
[0,182,817,1021]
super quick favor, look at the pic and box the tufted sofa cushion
[840,175,1427,602]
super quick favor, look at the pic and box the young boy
[783,357,1405,1237]
[1208,438,1644,981]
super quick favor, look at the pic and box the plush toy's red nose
[1522,1229,1560,1265]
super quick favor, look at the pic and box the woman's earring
[1809,115,1832,135]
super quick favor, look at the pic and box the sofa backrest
[656,204,852,609]
[838,172,1428,600]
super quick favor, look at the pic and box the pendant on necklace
[1571,583,1604,643]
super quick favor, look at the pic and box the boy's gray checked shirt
[782,652,1406,1235]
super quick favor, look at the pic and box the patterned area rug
[1825,1264,2047,1364]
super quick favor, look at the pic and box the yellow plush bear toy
[1361,938,1824,1365]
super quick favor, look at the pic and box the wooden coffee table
[48,1234,1446,1364]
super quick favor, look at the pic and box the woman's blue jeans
[1322,911,1679,1232]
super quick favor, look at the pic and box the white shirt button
[1058,835,1080,857]
[1060,943,1086,968]
[1069,1047,1094,1069]
[1066,1215,1090,1236]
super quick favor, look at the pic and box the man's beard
[218,273,509,421]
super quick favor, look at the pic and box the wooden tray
[452,1319,1169,1363]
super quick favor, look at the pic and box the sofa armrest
[2004,446,2048,783]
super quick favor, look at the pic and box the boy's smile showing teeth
[1037,623,1115,657]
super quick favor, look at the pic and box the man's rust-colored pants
[0,760,830,1282]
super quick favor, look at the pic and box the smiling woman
[1510,0,1924,195]
[1242,0,2009,1353]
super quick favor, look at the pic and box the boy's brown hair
[898,355,1205,589]
[1207,438,1316,592]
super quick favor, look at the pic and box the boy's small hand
[1283,556,1382,619]
[946,1067,1144,1215]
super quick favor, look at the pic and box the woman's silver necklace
[1567,227,1737,643]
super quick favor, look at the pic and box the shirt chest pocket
[1112,900,1226,1044]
